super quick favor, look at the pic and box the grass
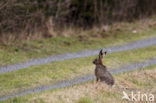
[0,46,155,97]
[78,97,92,103]
[0,17,156,66]
[1,65,156,103]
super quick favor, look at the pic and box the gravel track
[0,37,156,74]
[0,58,156,101]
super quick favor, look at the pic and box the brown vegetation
[0,0,156,41]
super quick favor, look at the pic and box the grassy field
[0,46,155,97]
[1,65,156,103]
[0,17,156,103]
[0,18,156,66]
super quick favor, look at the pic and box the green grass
[0,18,156,66]
[78,97,92,103]
[1,65,156,103]
[0,46,155,97]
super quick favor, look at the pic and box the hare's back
[100,70,114,85]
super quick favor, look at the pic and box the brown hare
[93,49,114,86]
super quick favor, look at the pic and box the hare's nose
[104,51,107,54]
[93,61,95,64]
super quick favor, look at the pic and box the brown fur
[93,49,114,86]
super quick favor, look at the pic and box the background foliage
[0,0,156,39]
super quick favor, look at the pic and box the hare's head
[93,49,107,65]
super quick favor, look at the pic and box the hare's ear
[104,51,107,55]
[99,49,103,59]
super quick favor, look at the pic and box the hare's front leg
[96,76,100,83]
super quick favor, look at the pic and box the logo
[122,91,155,102]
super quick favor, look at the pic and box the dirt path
[0,37,156,74]
[0,58,156,101]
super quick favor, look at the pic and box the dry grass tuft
[31,82,113,103]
